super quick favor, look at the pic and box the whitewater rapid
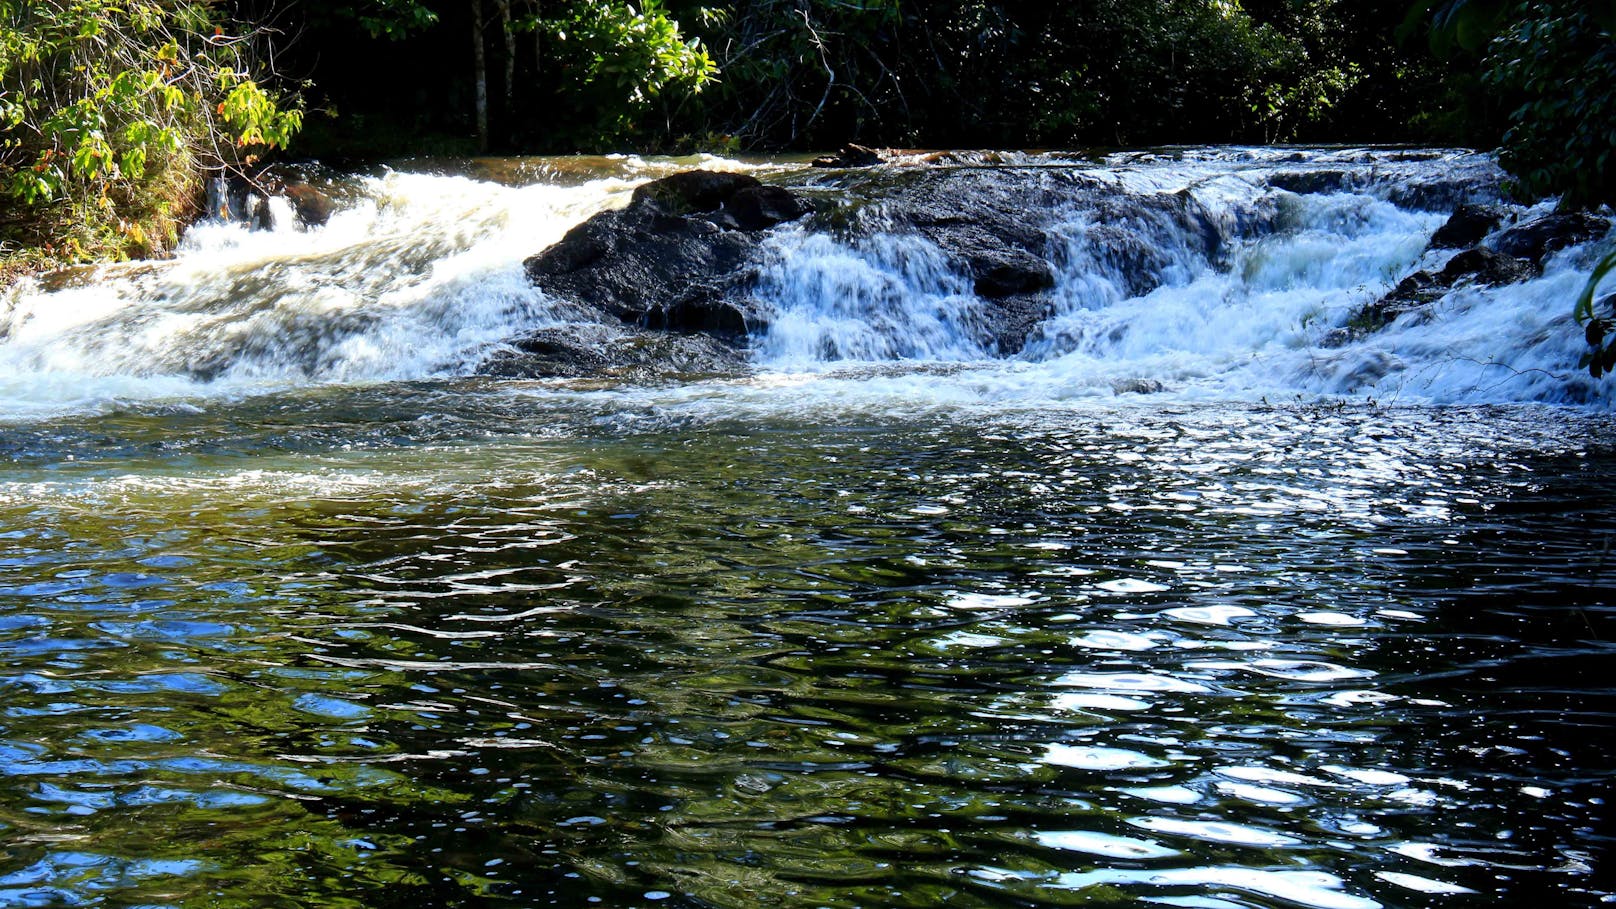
[0,148,1611,420]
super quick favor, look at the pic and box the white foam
[1045,744,1171,771]
[1034,830,1181,859]
[5,148,1609,423]
[1128,817,1301,848]
[1374,871,1477,895]
[1053,867,1380,909]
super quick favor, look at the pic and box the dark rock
[1083,223,1174,298]
[1266,170,1355,196]
[1318,327,1356,348]
[251,195,274,231]
[720,185,814,231]
[1112,378,1165,395]
[1440,246,1538,285]
[524,170,813,341]
[204,175,272,229]
[1429,203,1507,249]
[1493,211,1610,264]
[527,232,613,277]
[1385,179,1493,212]
[983,294,1054,356]
[478,323,745,379]
[1266,158,1505,212]
[1338,246,1537,342]
[969,247,1056,298]
[497,326,611,375]
[851,170,1065,299]
[631,170,761,213]
[812,144,885,169]
[282,183,334,228]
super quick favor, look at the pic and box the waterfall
[1,148,1610,419]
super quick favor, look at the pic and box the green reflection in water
[1,400,1613,907]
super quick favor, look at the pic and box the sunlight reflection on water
[0,394,1612,907]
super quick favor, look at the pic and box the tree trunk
[531,0,543,84]
[471,0,489,152]
[496,0,516,141]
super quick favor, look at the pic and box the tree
[0,1,301,265]
[1411,1,1616,377]
[674,1,1396,150]
[309,0,714,151]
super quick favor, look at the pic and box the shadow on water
[1,397,1613,908]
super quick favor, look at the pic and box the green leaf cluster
[0,0,302,266]
[1481,3,1616,208]
[535,0,715,141]
[1415,1,1616,380]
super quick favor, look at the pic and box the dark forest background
[273,0,1492,157]
[2,1,1611,273]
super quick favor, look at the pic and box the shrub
[0,0,301,268]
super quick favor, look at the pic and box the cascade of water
[748,153,1610,406]
[750,230,992,365]
[0,171,637,415]
[0,148,1609,418]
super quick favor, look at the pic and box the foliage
[0,0,301,266]
[343,0,441,40]
[670,0,1407,149]
[284,0,1430,154]
[1413,1,1616,378]
[533,0,716,142]
[1410,0,1616,207]
[682,0,902,146]
[551,1,714,101]
[1483,4,1616,208]
[293,1,714,152]
[1574,249,1616,377]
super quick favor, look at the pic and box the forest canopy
[2,0,1612,273]
[286,0,1461,154]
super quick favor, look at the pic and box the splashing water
[0,147,1610,421]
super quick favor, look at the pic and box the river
[0,149,1612,907]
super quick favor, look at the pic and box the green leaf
[1574,248,1616,325]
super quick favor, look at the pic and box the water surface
[2,387,1612,908]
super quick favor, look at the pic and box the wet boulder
[1112,378,1165,395]
[982,293,1055,356]
[204,175,273,230]
[812,143,885,169]
[1492,211,1610,264]
[524,170,813,340]
[720,184,814,231]
[1082,223,1175,298]
[1266,169,1356,196]
[1437,246,1538,286]
[1335,246,1537,343]
[970,247,1055,299]
[478,323,746,379]
[281,182,334,228]
[632,170,756,213]
[1429,203,1508,250]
